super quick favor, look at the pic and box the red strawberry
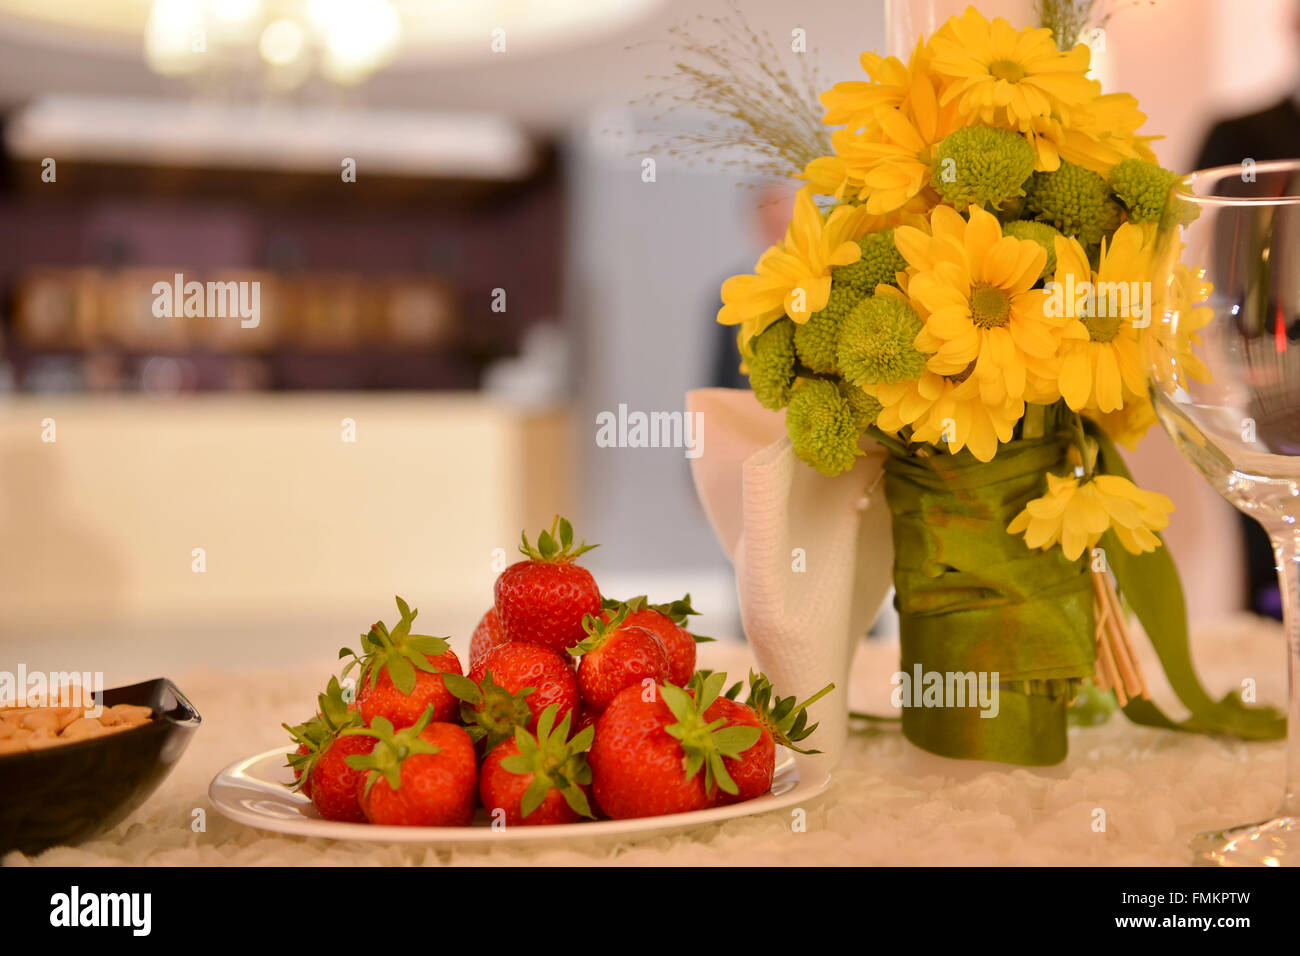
[347,709,478,827]
[587,674,760,819]
[284,677,373,823]
[571,607,670,712]
[703,697,774,804]
[467,641,579,728]
[602,595,709,688]
[478,705,595,826]
[343,596,462,729]
[494,517,601,654]
[469,606,510,670]
[573,705,599,736]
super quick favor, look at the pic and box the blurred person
[1190,2,1300,620]
[709,182,796,389]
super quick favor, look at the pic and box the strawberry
[704,671,835,805]
[702,697,773,804]
[345,707,478,827]
[478,705,595,826]
[442,669,536,756]
[465,641,579,729]
[587,673,760,819]
[284,677,374,823]
[573,705,599,736]
[469,606,509,670]
[602,594,711,687]
[570,606,670,712]
[341,596,462,729]
[494,517,601,654]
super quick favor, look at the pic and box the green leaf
[713,725,761,756]
[658,683,693,722]
[520,775,551,818]
[387,654,417,696]
[1089,421,1284,740]
[560,784,595,820]
[441,672,481,705]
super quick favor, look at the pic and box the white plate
[209,747,831,844]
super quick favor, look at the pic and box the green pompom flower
[795,285,858,374]
[746,319,797,410]
[832,230,908,296]
[794,230,906,374]
[1024,160,1122,247]
[930,126,1036,211]
[840,382,882,431]
[837,294,928,387]
[1109,158,1179,223]
[785,378,862,477]
[1001,220,1063,282]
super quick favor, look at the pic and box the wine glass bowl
[1147,159,1300,866]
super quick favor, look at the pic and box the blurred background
[0,0,1295,679]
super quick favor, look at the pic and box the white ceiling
[0,0,884,132]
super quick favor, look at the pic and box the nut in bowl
[0,678,201,857]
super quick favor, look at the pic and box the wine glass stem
[1271,529,1300,816]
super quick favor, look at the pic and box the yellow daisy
[870,369,1023,463]
[717,188,873,349]
[1049,223,1152,413]
[928,7,1094,163]
[820,39,930,132]
[1007,472,1174,560]
[1033,85,1159,176]
[895,204,1061,406]
[803,69,960,214]
[1084,396,1157,452]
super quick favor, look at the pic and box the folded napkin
[686,388,895,776]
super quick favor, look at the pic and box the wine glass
[1147,158,1300,866]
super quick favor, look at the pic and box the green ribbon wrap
[883,432,1094,765]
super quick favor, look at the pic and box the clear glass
[1148,159,1300,866]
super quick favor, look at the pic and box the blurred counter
[0,393,573,658]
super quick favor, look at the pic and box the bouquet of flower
[709,5,1282,762]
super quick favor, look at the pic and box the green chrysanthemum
[1001,220,1063,282]
[930,125,1036,211]
[794,230,906,374]
[840,382,882,431]
[1024,160,1122,247]
[831,230,908,296]
[747,319,797,410]
[785,378,862,477]
[1109,158,1179,223]
[794,285,858,374]
[837,294,928,387]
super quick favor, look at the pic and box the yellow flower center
[969,283,1012,329]
[989,59,1027,82]
[1081,311,1122,343]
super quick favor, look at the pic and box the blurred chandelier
[145,0,402,88]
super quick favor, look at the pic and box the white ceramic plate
[209,747,831,843]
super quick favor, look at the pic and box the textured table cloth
[4,615,1287,867]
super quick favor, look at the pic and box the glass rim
[1173,158,1300,207]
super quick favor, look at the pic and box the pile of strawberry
[284,517,832,827]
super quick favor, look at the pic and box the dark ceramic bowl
[0,678,200,856]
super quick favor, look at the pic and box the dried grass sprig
[634,1,831,180]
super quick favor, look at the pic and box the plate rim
[209,746,831,843]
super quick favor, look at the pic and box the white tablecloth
[4,615,1288,866]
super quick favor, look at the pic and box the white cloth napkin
[686,388,895,776]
